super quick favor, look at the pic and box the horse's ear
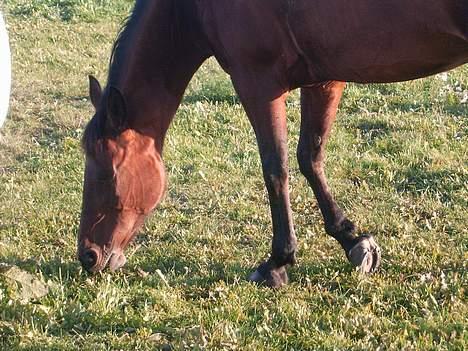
[106,86,127,132]
[88,75,102,110]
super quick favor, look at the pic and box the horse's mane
[108,16,135,85]
[108,0,186,86]
[81,3,143,157]
[82,0,185,156]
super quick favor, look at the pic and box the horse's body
[78,0,468,286]
[202,0,468,85]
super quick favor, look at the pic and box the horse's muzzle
[78,245,127,273]
[78,247,99,272]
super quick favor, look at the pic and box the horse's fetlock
[325,218,357,252]
[271,247,297,267]
[325,217,354,236]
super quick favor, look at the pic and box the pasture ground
[0,1,467,350]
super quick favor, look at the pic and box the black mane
[81,0,196,157]
[81,1,152,156]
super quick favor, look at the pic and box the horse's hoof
[347,235,381,273]
[248,262,288,288]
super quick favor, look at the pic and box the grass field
[0,1,467,350]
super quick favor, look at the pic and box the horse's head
[78,76,166,272]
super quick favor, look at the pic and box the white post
[0,11,11,128]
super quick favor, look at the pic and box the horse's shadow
[183,90,239,106]
[126,248,249,292]
[395,166,466,203]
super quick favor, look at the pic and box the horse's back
[288,0,468,83]
[202,0,468,85]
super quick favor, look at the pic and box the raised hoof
[347,235,381,273]
[248,262,289,288]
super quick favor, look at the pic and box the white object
[0,11,11,128]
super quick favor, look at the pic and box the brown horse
[78,0,468,287]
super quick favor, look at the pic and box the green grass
[0,1,467,350]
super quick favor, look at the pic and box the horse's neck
[109,0,210,149]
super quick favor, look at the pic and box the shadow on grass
[354,119,396,143]
[129,251,249,292]
[345,83,468,116]
[395,166,466,203]
[183,91,239,106]
[0,255,86,290]
[442,102,468,116]
[183,76,239,106]
[386,98,468,116]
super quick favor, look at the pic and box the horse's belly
[289,0,468,83]
[326,34,468,83]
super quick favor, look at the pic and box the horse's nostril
[79,249,98,271]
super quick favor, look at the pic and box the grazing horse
[78,0,468,287]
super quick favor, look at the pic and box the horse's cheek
[142,172,164,210]
[143,156,166,209]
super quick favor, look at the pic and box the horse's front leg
[233,75,296,288]
[297,82,381,273]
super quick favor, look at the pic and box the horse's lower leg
[297,82,381,272]
[234,80,296,287]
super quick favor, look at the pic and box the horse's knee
[297,136,323,178]
[262,154,288,197]
[262,154,288,195]
[297,148,313,178]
